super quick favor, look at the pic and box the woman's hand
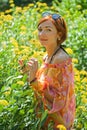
[18,59,29,74]
[27,58,38,82]
[19,58,38,82]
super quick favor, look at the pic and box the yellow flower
[36,2,42,6]
[81,77,87,83]
[5,9,12,14]
[32,51,44,58]
[32,29,38,35]
[78,106,86,112]
[14,48,21,55]
[21,45,29,49]
[0,32,2,35]
[21,55,29,60]
[10,37,19,48]
[74,68,80,76]
[72,58,78,63]
[28,3,34,8]
[80,86,84,89]
[0,65,3,69]
[77,123,82,129]
[30,39,41,48]
[50,6,55,10]
[0,12,5,16]
[84,92,87,95]
[0,100,9,106]
[15,7,22,13]
[21,49,29,55]
[4,87,11,95]
[75,75,80,82]
[9,0,14,4]
[0,20,3,25]
[4,14,13,21]
[17,81,24,86]
[20,31,26,35]
[65,48,73,54]
[23,6,28,11]
[57,124,66,130]
[80,70,87,75]
[42,3,48,7]
[10,3,15,7]
[82,98,87,104]
[20,25,27,31]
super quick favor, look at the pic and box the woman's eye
[38,28,42,32]
[47,29,51,31]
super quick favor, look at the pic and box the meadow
[0,0,87,130]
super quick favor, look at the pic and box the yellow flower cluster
[4,87,11,96]
[5,9,12,14]
[9,0,15,8]
[3,14,13,21]
[80,70,87,75]
[36,2,47,7]
[15,7,23,14]
[10,37,19,48]
[72,58,78,64]
[17,81,24,86]
[65,48,73,54]
[74,67,87,84]
[77,122,82,129]
[57,124,66,130]
[0,100,9,106]
[20,25,27,31]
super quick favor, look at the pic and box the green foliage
[52,0,87,70]
[39,110,48,129]
[0,76,36,130]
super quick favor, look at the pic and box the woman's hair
[38,14,67,45]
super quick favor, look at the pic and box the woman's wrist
[30,78,37,84]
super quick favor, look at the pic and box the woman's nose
[39,30,46,36]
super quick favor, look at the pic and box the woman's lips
[40,38,48,41]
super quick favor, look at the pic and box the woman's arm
[19,58,38,83]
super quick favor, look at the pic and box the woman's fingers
[18,58,38,82]
[27,58,38,82]
[27,58,38,71]
[18,59,24,66]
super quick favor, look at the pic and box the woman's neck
[46,45,60,58]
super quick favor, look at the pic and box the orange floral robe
[31,58,75,129]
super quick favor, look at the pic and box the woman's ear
[58,32,62,40]
[57,32,62,39]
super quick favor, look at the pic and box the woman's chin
[40,41,48,47]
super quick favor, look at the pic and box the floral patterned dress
[31,58,75,129]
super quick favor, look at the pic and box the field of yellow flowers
[0,0,87,130]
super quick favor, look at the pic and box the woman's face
[38,20,58,48]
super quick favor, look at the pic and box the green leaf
[39,110,48,129]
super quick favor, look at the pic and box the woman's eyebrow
[45,26,52,28]
[38,26,52,29]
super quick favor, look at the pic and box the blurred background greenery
[0,0,52,11]
[0,0,87,12]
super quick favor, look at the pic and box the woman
[19,12,75,130]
